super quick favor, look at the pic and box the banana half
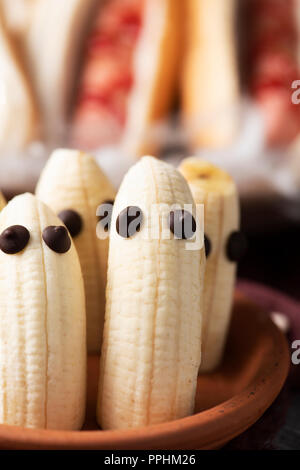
[0,193,86,429]
[179,158,240,372]
[36,149,116,353]
[97,156,205,430]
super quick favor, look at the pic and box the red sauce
[72,0,145,149]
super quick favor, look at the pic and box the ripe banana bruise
[36,149,116,353]
[179,158,240,372]
[97,156,205,430]
[0,193,86,429]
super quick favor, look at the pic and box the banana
[179,158,244,372]
[36,149,116,353]
[0,193,86,429]
[97,156,205,430]
[0,5,37,151]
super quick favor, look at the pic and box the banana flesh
[97,156,205,430]
[0,193,86,429]
[179,158,239,372]
[36,149,116,353]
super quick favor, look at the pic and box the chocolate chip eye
[98,200,114,232]
[0,225,30,254]
[42,226,71,253]
[116,206,143,238]
[226,231,248,262]
[58,209,82,237]
[204,234,211,257]
[169,210,196,240]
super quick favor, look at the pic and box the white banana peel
[97,156,205,430]
[36,149,116,353]
[179,158,239,372]
[0,193,86,429]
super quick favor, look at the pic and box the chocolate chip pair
[115,207,197,240]
[204,231,247,261]
[0,224,71,255]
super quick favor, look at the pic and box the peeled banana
[36,148,116,353]
[0,193,86,429]
[97,156,205,430]
[179,158,242,372]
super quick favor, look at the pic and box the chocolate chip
[116,206,142,238]
[98,200,114,232]
[226,231,248,262]
[169,210,196,240]
[0,225,30,254]
[58,209,82,237]
[42,226,71,253]
[204,234,211,257]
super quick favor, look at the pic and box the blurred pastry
[0,3,37,152]
[25,0,98,143]
[70,0,182,156]
[181,0,240,150]
[245,0,300,147]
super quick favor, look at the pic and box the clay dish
[0,291,290,449]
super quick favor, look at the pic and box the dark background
[239,198,300,300]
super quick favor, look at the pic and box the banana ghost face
[0,193,86,430]
[36,149,116,353]
[97,156,205,430]
[179,158,242,372]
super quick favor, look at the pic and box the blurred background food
[0,0,299,297]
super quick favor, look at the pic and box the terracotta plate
[0,291,290,449]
